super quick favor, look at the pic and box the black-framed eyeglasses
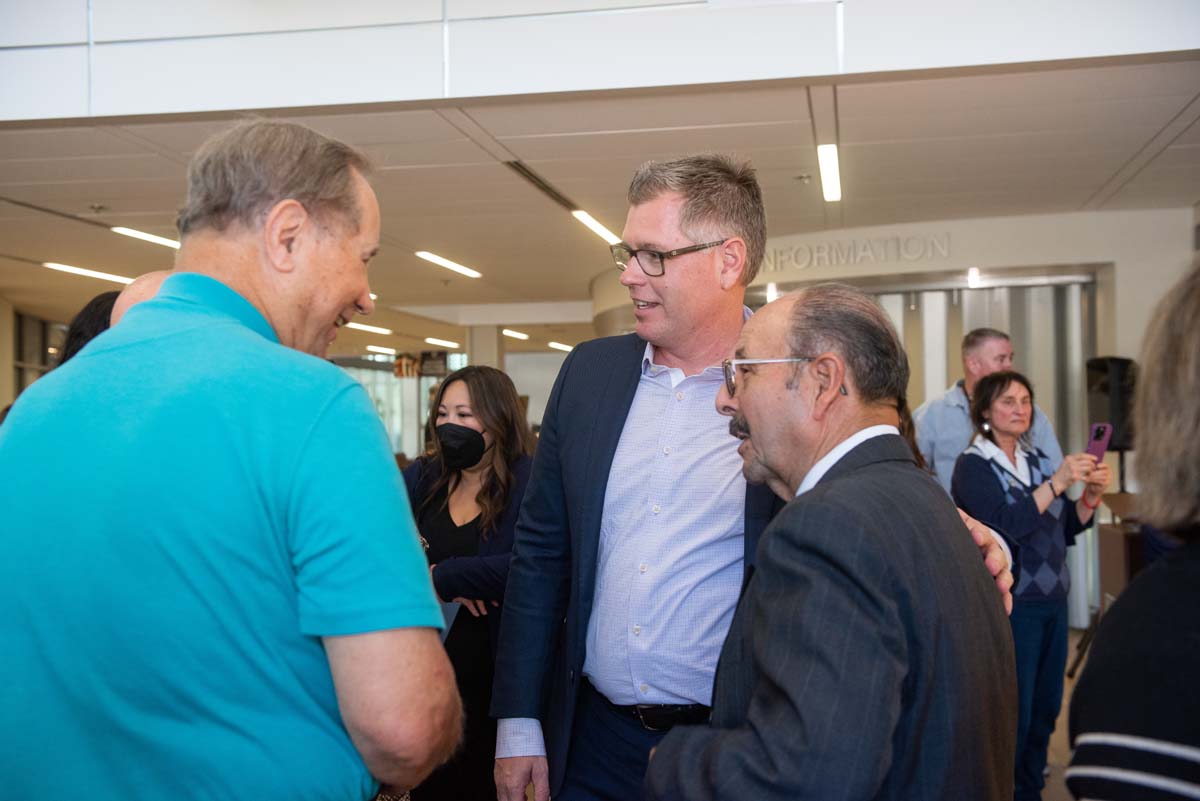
[721,357,814,397]
[610,239,728,277]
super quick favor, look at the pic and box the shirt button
[675,392,684,401]
[633,625,641,635]
[640,683,649,693]
[663,445,671,455]
[639,564,647,573]
[652,504,661,514]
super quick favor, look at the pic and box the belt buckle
[634,705,668,732]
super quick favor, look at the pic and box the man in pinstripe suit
[645,284,1017,801]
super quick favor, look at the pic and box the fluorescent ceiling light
[502,328,530,340]
[43,261,134,285]
[415,251,482,279]
[366,345,397,356]
[111,226,180,250]
[816,144,842,203]
[548,341,573,353]
[345,322,393,335]
[425,336,460,349]
[571,210,621,245]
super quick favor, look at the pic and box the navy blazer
[645,435,1017,801]
[490,332,781,795]
[403,454,532,650]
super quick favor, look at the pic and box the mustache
[728,416,751,439]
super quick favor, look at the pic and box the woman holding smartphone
[403,366,534,801]
[950,370,1110,801]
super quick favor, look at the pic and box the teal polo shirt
[0,273,442,800]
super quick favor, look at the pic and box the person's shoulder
[914,383,959,416]
[570,332,643,361]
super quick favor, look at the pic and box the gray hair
[961,327,1010,357]
[786,283,923,468]
[177,119,372,237]
[1133,260,1200,539]
[627,154,766,285]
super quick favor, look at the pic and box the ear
[717,237,748,291]
[808,353,847,421]
[262,198,310,274]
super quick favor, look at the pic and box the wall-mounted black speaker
[1086,357,1137,452]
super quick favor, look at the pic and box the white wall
[505,351,567,427]
[3,0,1199,121]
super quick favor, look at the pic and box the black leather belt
[585,678,711,732]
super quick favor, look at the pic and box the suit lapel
[575,334,645,627]
[815,433,916,487]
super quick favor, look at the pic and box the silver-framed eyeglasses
[722,357,814,397]
[610,239,728,277]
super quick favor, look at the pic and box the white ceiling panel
[0,126,151,160]
[468,86,811,137]
[0,154,185,185]
[501,121,812,161]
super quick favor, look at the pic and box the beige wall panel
[91,25,444,116]
[845,0,1200,74]
[448,4,837,97]
[91,0,441,42]
[450,0,692,18]
[0,47,89,121]
[0,0,86,47]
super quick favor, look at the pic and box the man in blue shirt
[0,120,461,800]
[492,156,1015,801]
[915,327,1063,495]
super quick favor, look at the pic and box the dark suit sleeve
[430,457,532,602]
[645,499,908,801]
[951,453,1044,543]
[490,354,578,720]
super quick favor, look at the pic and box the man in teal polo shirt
[0,121,462,800]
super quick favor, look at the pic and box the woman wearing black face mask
[403,365,534,801]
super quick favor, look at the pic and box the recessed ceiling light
[345,322,393,335]
[43,261,134,285]
[571,210,621,245]
[415,251,482,279]
[111,226,181,249]
[366,345,397,355]
[425,336,460,349]
[369,293,378,300]
[548,341,574,352]
[816,144,842,203]
[502,328,530,340]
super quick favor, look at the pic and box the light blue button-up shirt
[914,380,1063,495]
[497,334,749,759]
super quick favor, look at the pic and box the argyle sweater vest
[970,445,1072,602]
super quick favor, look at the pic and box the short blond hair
[627,154,766,285]
[1133,259,1200,538]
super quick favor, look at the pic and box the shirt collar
[156,272,279,344]
[970,433,1029,476]
[641,305,754,376]
[795,424,901,496]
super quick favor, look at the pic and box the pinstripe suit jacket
[645,434,1017,801]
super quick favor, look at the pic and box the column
[467,325,504,370]
[0,296,14,406]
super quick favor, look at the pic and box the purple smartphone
[1086,423,1113,460]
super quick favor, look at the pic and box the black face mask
[436,423,487,471]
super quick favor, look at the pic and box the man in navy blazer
[644,285,1016,800]
[492,156,1014,801]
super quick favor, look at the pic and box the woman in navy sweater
[951,371,1110,801]
[403,365,534,801]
